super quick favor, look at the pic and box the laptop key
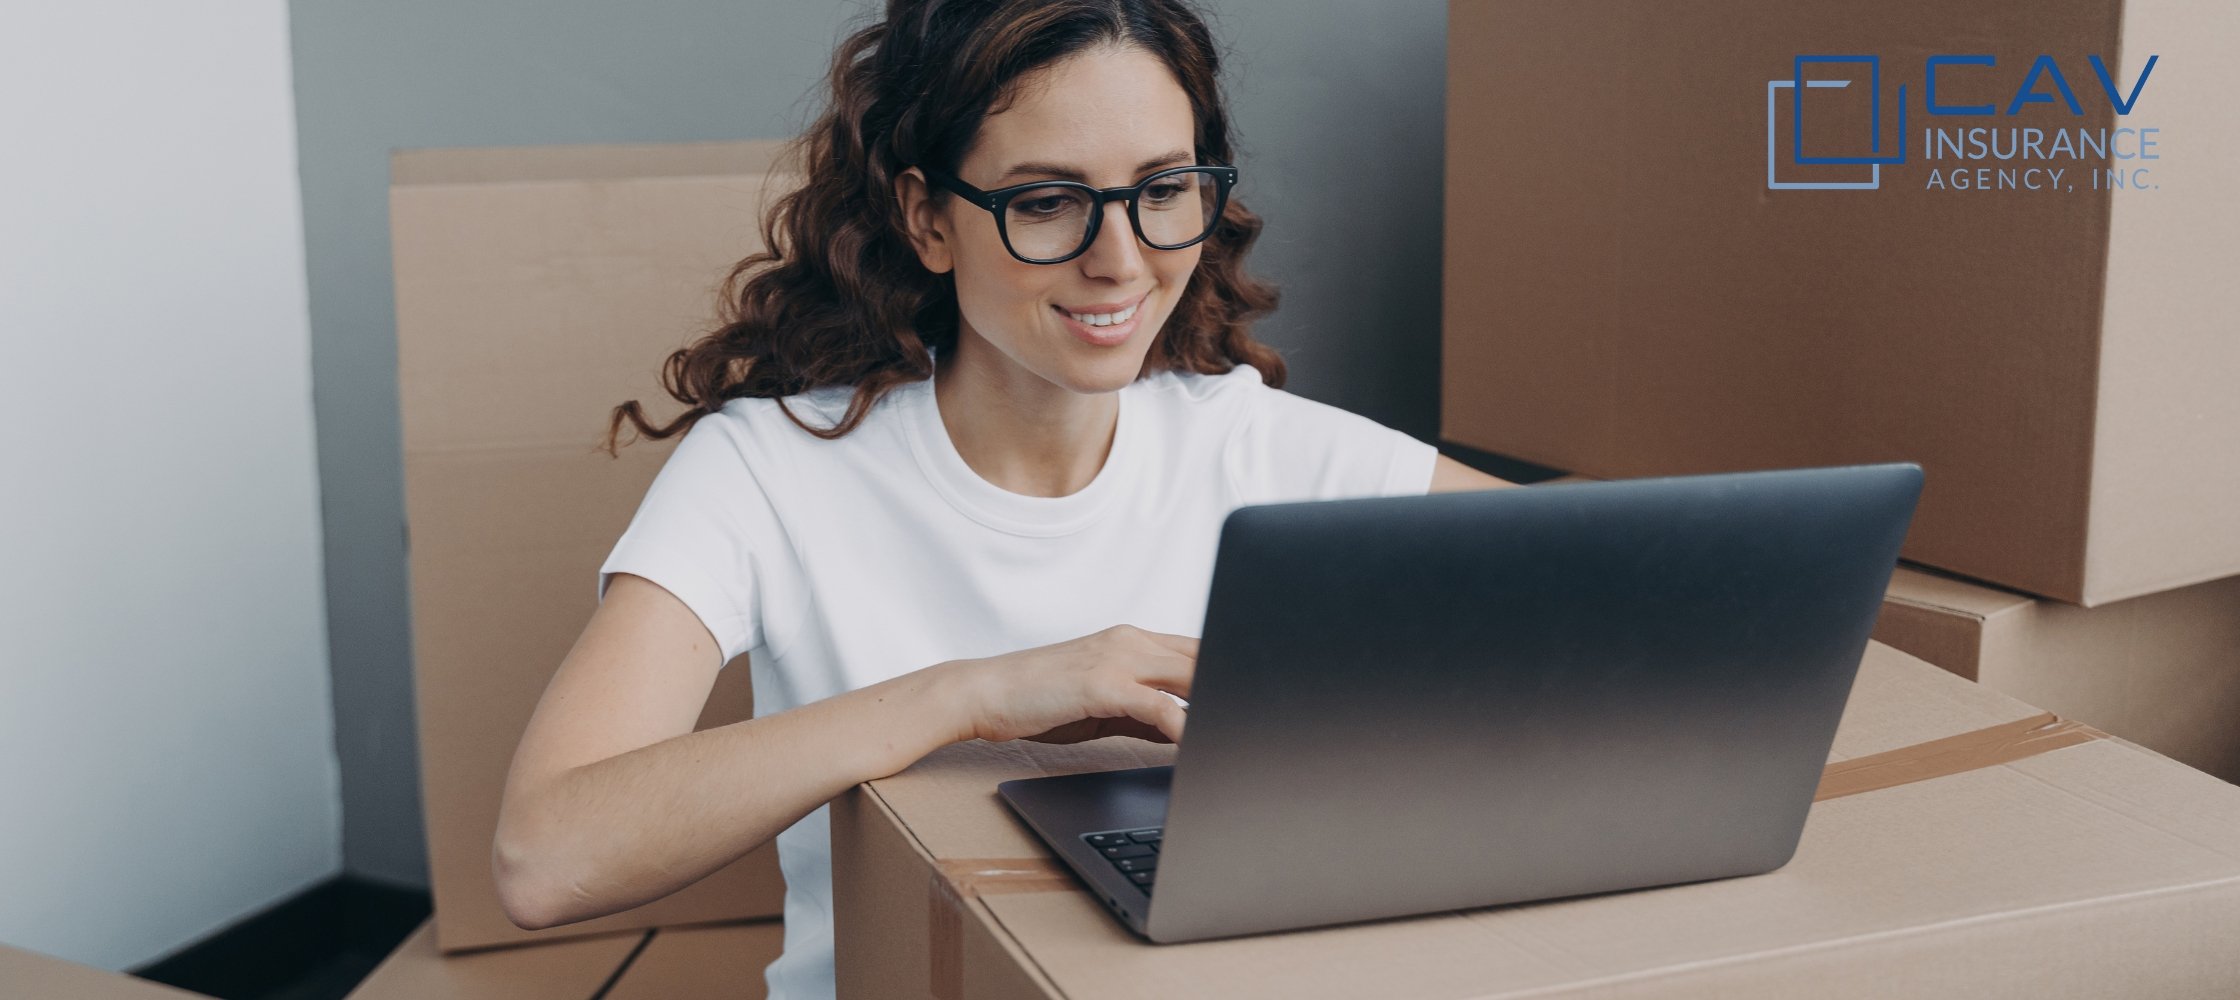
[1128,870,1155,886]
[1127,829,1162,843]
[1085,832,1133,849]
[1100,843,1154,860]
[1113,857,1157,873]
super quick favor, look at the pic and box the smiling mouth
[1053,294,1146,328]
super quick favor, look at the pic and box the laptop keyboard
[1083,827,1163,893]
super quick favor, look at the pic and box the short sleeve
[597,412,780,665]
[1223,377,1440,505]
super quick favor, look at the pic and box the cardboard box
[344,917,783,999]
[390,141,801,950]
[831,642,2240,998]
[0,943,209,999]
[343,920,642,999]
[605,920,789,1000]
[1442,0,2240,606]
[1875,562,2240,783]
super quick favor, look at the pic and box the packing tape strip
[928,858,1073,1000]
[1813,711,2103,801]
[924,711,2105,998]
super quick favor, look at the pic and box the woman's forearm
[493,659,981,929]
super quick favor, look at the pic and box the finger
[1134,630,1201,660]
[1119,684,1188,743]
[1126,656,1195,700]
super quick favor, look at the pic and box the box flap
[1881,564,2034,622]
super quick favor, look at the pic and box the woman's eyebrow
[994,149,1194,184]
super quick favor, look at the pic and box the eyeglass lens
[1003,169,1221,261]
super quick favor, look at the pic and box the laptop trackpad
[998,764,1173,838]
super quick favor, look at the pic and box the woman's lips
[1053,295,1146,347]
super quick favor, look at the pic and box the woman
[493,0,1513,996]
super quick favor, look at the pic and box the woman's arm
[492,573,1194,931]
[491,572,975,930]
[1428,453,1520,492]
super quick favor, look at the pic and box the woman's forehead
[966,45,1196,186]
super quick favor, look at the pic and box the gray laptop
[997,462,1922,943]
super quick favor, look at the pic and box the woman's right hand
[948,624,1197,746]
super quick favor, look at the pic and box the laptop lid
[1142,463,1921,942]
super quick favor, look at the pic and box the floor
[127,876,430,1000]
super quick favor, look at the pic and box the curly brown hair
[603,0,1286,454]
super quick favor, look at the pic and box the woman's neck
[931,336,1119,499]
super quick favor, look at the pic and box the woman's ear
[894,167,955,275]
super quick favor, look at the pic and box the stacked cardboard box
[1873,564,2240,783]
[358,139,809,994]
[1443,0,2237,607]
[1443,0,2240,780]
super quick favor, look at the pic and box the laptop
[996,462,1922,944]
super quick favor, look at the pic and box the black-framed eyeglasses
[920,162,1237,265]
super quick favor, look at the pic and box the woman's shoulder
[649,383,912,489]
[704,378,921,439]
[656,382,917,509]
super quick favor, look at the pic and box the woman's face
[901,43,1205,395]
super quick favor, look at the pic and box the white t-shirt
[595,362,1437,1000]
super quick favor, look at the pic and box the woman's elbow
[491,833,570,931]
[491,794,592,931]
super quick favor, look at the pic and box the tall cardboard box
[832,643,2240,999]
[1875,562,2240,783]
[390,141,801,951]
[1442,0,2240,606]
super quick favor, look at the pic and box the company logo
[1766,54,2161,193]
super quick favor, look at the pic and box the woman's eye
[1017,196,1072,217]
[1143,181,1187,204]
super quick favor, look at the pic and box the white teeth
[1063,300,1139,327]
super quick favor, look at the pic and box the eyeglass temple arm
[919,167,998,209]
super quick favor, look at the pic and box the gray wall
[289,0,1448,889]
[4,0,339,968]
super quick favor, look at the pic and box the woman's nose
[1078,200,1149,280]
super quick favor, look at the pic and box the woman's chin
[1059,343,1156,392]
